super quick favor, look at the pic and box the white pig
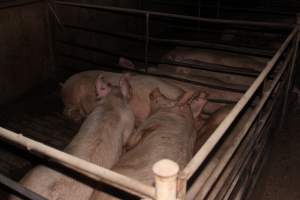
[90,88,208,200]
[10,74,135,200]
[62,70,241,125]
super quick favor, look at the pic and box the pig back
[91,108,197,200]
[128,75,184,124]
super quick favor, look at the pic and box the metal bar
[63,24,145,42]
[216,0,221,18]
[181,27,297,180]
[281,14,300,127]
[0,0,42,9]
[143,0,295,17]
[149,37,275,57]
[47,1,64,30]
[197,0,201,17]
[212,94,277,200]
[185,40,294,200]
[0,173,47,200]
[153,160,179,200]
[55,1,294,29]
[56,53,246,94]
[60,23,275,56]
[0,127,156,199]
[145,13,150,72]
[57,39,262,77]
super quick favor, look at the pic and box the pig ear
[95,75,111,98]
[190,92,208,118]
[119,57,135,69]
[119,74,132,100]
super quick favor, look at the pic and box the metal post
[145,12,150,73]
[198,0,201,17]
[280,13,300,127]
[177,173,188,200]
[153,159,179,200]
[216,0,221,18]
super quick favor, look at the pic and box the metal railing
[0,1,299,199]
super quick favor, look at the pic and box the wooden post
[153,159,179,200]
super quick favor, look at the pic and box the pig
[62,71,184,125]
[62,70,241,125]
[194,105,233,154]
[10,74,135,200]
[151,47,267,89]
[119,56,255,87]
[161,47,268,72]
[90,88,208,200]
[119,57,244,102]
[62,70,122,122]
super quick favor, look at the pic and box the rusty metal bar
[55,1,293,29]
[181,27,297,181]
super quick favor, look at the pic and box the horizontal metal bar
[186,37,294,200]
[0,0,42,9]
[206,89,279,200]
[62,23,274,57]
[0,173,47,200]
[181,26,297,180]
[55,1,294,29]
[57,52,244,94]
[63,24,144,42]
[147,0,294,16]
[0,127,156,199]
[57,39,262,77]
[150,37,275,57]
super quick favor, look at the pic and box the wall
[0,0,53,104]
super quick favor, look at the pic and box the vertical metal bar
[280,14,300,127]
[45,0,57,77]
[47,0,64,30]
[153,159,179,200]
[198,0,201,17]
[216,0,221,18]
[144,12,150,73]
[177,173,188,200]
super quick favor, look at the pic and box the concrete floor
[249,99,300,200]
